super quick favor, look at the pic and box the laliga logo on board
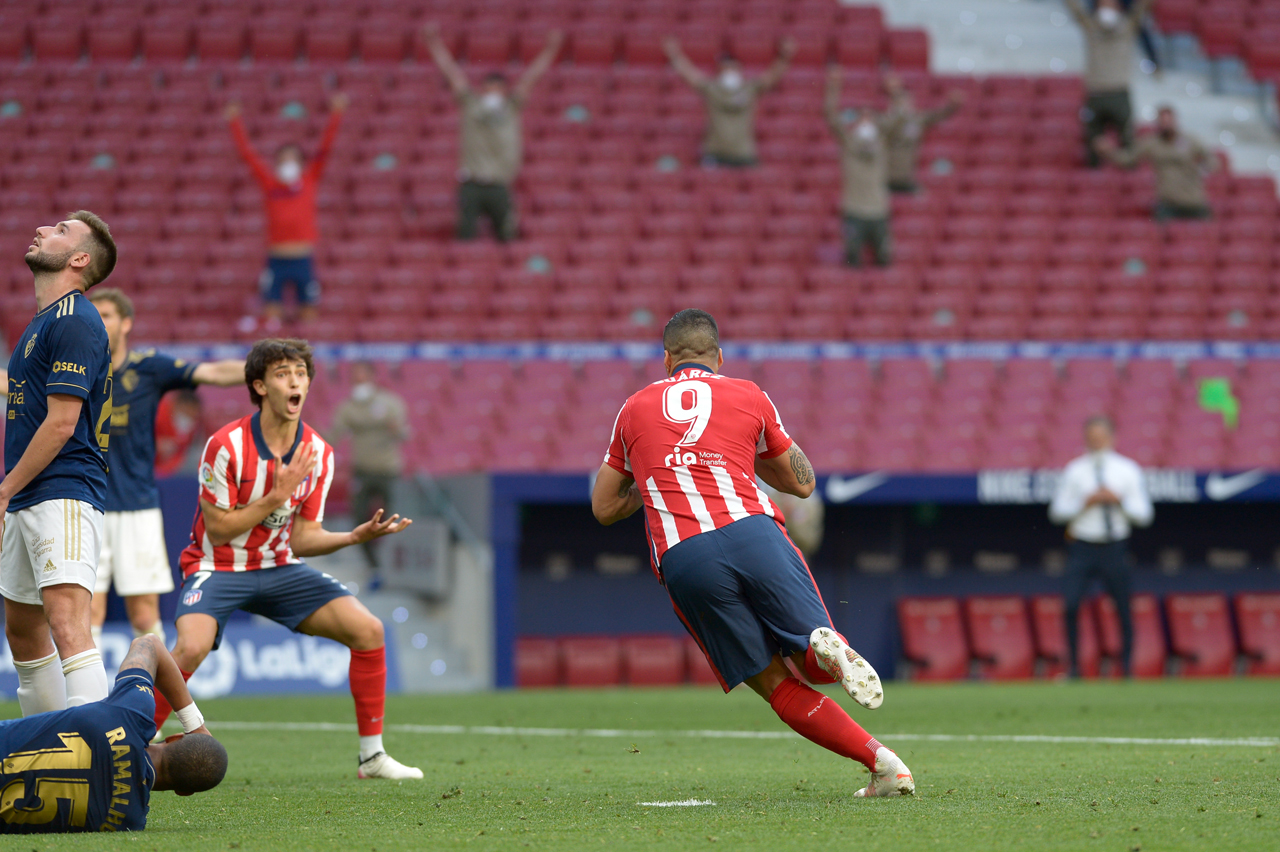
[187,634,351,698]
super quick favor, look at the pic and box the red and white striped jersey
[604,364,793,570]
[181,413,335,576]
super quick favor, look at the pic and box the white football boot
[853,747,915,798]
[809,627,884,709]
[357,752,424,780]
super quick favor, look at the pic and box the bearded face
[25,245,75,275]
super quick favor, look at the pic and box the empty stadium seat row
[515,634,720,688]
[896,592,1280,681]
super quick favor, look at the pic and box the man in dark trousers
[1049,416,1154,677]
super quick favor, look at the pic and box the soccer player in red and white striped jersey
[592,310,915,798]
[156,338,420,780]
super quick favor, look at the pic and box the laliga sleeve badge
[200,462,215,489]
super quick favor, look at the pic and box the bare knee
[349,615,384,651]
[171,629,214,671]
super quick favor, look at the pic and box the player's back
[606,366,794,566]
[0,671,155,833]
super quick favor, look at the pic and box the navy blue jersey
[0,668,156,833]
[4,290,113,513]
[105,349,199,512]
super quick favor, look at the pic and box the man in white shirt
[1049,415,1154,677]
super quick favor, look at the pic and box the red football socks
[803,645,837,684]
[349,647,387,736]
[768,676,879,770]
[152,668,194,736]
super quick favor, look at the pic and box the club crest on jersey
[183,590,203,606]
[292,473,314,501]
[24,334,36,357]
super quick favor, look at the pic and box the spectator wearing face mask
[329,362,409,572]
[825,66,893,268]
[226,94,347,326]
[425,24,563,242]
[1094,105,1216,222]
[1067,0,1154,167]
[881,74,964,193]
[665,37,797,168]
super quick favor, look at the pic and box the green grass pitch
[3,679,1277,851]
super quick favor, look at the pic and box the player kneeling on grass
[591,309,913,798]
[153,338,421,780]
[0,634,227,834]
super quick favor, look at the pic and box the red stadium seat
[560,636,623,687]
[621,635,685,686]
[1095,594,1166,677]
[962,596,1035,680]
[516,637,561,688]
[1165,593,1237,677]
[1029,595,1101,678]
[1233,593,1280,676]
[896,597,969,681]
[88,24,139,62]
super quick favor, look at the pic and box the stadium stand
[1233,592,1280,676]
[1030,594,1102,678]
[962,595,1036,680]
[1165,592,1237,676]
[1097,593,1168,678]
[895,596,970,681]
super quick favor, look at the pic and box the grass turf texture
[2,679,1277,851]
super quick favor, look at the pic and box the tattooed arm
[755,443,816,499]
[592,463,644,526]
[119,635,207,733]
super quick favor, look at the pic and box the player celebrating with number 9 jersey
[592,310,915,799]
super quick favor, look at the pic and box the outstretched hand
[779,37,797,60]
[826,64,842,84]
[352,508,413,544]
[423,22,443,45]
[223,101,242,121]
[330,92,349,112]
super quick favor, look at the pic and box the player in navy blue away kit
[3,212,118,718]
[86,289,244,646]
[0,634,227,833]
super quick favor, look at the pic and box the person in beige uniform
[882,74,963,193]
[1067,0,1154,167]
[330,362,409,572]
[425,24,563,241]
[825,67,892,267]
[1095,106,1215,221]
[665,37,796,168]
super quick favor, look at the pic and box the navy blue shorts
[176,563,351,650]
[259,256,319,305]
[661,514,833,692]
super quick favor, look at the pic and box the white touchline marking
[637,800,717,807]
[194,721,1280,749]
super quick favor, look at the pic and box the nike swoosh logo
[1204,469,1267,501]
[825,472,889,503]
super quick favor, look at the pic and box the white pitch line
[201,721,1280,749]
[637,800,717,807]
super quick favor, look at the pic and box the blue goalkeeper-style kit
[0,668,156,833]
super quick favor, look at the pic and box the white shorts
[96,508,176,597]
[1,499,103,606]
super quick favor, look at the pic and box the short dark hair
[68,210,117,289]
[483,71,507,84]
[1084,414,1114,432]
[87,286,134,320]
[663,309,720,363]
[718,53,739,65]
[245,338,315,407]
[165,734,228,796]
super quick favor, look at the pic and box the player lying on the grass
[151,338,421,780]
[591,309,914,798]
[0,634,227,834]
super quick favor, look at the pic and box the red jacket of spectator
[230,112,341,246]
